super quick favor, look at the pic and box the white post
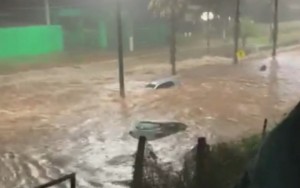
[222,29,227,40]
[129,36,134,52]
[45,0,51,25]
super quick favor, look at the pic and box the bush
[141,135,262,188]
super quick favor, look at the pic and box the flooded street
[1,49,300,188]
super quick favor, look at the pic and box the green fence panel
[0,25,63,58]
[98,21,108,49]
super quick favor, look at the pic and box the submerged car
[145,77,179,90]
[129,121,187,141]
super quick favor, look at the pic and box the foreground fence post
[132,136,146,188]
[262,118,268,138]
[194,137,208,188]
[70,173,76,188]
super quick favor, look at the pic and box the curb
[241,43,300,63]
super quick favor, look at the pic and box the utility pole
[272,0,279,58]
[206,10,211,54]
[233,0,241,64]
[170,4,177,75]
[44,0,51,25]
[116,0,125,98]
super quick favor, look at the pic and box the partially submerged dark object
[145,77,179,90]
[129,121,187,141]
[234,101,300,188]
[259,64,267,71]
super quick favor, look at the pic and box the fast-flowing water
[1,50,300,187]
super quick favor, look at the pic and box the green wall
[0,25,63,58]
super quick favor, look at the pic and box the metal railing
[35,173,76,188]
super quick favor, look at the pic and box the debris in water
[106,154,133,166]
[260,65,267,71]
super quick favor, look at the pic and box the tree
[149,0,187,75]
[240,18,258,48]
[214,0,236,40]
[149,0,187,18]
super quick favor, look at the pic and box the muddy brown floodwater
[1,49,300,188]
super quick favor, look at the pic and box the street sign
[236,49,246,60]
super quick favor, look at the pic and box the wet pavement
[0,49,300,187]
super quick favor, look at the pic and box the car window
[157,81,175,89]
[136,122,159,130]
